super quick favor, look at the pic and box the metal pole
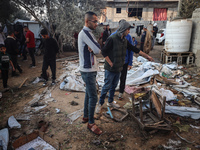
[177,0,182,17]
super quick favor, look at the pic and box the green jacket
[104,33,127,72]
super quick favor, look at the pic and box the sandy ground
[0,45,200,150]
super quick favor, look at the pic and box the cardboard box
[12,131,59,149]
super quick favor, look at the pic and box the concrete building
[105,0,179,22]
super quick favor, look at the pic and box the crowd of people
[0,11,158,135]
[78,11,154,135]
[0,24,59,90]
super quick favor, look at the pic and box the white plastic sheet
[160,88,177,101]
[164,62,178,70]
[67,108,84,124]
[8,116,21,129]
[60,76,85,92]
[0,128,9,150]
[126,69,159,85]
[137,56,148,62]
[165,105,200,119]
[126,62,160,85]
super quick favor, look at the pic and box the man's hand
[128,65,132,70]
[147,55,154,62]
[88,46,93,53]
[109,62,113,67]
[139,51,154,62]
[105,56,113,67]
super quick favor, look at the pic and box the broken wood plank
[18,78,28,89]
[130,113,144,129]
[155,74,179,85]
[139,98,143,123]
[146,120,164,126]
[144,126,171,131]
[161,97,166,119]
[147,113,160,122]
[56,55,79,62]
[151,91,162,117]
[131,94,135,116]
[149,130,158,134]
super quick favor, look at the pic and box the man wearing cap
[96,21,154,113]
[152,23,158,49]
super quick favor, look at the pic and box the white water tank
[165,19,192,52]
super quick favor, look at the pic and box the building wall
[191,8,200,67]
[106,6,178,22]
[106,1,178,22]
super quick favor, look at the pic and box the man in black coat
[4,29,22,76]
[40,29,59,86]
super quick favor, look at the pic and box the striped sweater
[78,26,101,72]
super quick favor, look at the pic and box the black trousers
[28,47,36,66]
[22,44,27,60]
[42,59,56,81]
[119,63,128,94]
[140,42,144,51]
[1,70,8,88]
[10,55,22,75]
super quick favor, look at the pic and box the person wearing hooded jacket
[96,21,154,113]
[110,19,134,100]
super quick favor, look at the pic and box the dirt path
[0,46,199,150]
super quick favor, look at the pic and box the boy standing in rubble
[40,29,59,86]
[0,44,15,89]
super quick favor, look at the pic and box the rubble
[58,57,200,122]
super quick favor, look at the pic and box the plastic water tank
[165,19,192,52]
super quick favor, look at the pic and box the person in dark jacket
[96,21,154,113]
[0,44,15,88]
[102,24,111,47]
[4,29,22,76]
[40,29,59,86]
[110,19,135,100]
[152,23,158,49]
[140,26,147,51]
[14,29,26,60]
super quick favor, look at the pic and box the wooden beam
[161,97,166,119]
[151,91,162,117]
[147,113,160,122]
[18,78,28,89]
[139,98,143,123]
[131,93,135,116]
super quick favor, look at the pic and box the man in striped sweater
[78,11,102,135]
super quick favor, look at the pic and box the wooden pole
[18,78,28,89]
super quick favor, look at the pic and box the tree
[0,0,13,24]
[0,0,29,24]
[11,0,106,52]
[180,0,200,18]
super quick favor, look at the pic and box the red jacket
[26,30,35,48]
